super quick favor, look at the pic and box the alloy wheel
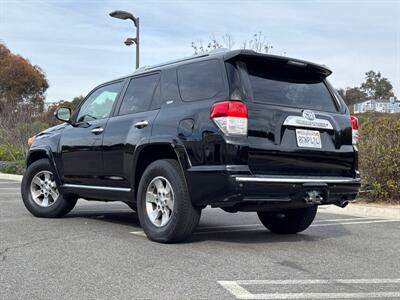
[145,176,174,227]
[30,171,59,207]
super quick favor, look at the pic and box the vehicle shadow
[65,207,351,244]
[65,209,141,228]
[189,228,349,244]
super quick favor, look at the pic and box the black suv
[21,50,360,243]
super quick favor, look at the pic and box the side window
[76,81,123,123]
[177,59,224,101]
[150,83,161,110]
[161,69,180,102]
[119,74,160,115]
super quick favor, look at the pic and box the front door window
[76,81,123,123]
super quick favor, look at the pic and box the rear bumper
[185,166,360,211]
[235,175,360,184]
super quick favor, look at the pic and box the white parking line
[130,231,146,237]
[198,224,261,230]
[196,218,377,231]
[129,219,400,237]
[314,217,377,223]
[218,279,400,299]
[311,219,400,227]
[0,193,22,196]
[0,200,21,203]
[72,209,131,213]
[193,219,399,235]
[233,279,400,284]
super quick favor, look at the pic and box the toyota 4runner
[21,50,360,243]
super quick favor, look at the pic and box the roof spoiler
[223,50,332,78]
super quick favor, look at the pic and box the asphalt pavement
[1,178,399,300]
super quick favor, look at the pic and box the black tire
[257,206,317,234]
[137,159,201,243]
[21,159,77,218]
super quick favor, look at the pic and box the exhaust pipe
[335,201,349,208]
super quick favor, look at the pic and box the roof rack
[135,48,230,73]
[144,53,209,71]
[132,65,151,73]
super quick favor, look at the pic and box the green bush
[0,121,48,162]
[0,160,25,175]
[358,113,400,203]
[0,144,24,161]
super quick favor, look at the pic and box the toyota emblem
[302,110,316,121]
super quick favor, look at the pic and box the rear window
[177,59,224,101]
[241,60,338,112]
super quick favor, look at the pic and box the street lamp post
[109,10,140,69]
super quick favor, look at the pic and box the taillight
[351,115,359,130]
[210,101,248,136]
[350,115,359,145]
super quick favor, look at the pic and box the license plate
[296,129,321,149]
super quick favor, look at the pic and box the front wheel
[21,159,77,218]
[137,159,201,243]
[257,206,317,234]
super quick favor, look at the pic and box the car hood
[36,123,68,137]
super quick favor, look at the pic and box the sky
[0,0,399,102]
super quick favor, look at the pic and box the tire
[21,159,77,218]
[137,159,201,243]
[257,206,317,234]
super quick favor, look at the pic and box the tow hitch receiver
[304,190,324,204]
[302,183,328,205]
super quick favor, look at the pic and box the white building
[353,97,400,114]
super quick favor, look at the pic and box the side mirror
[55,107,72,123]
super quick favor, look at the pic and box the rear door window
[161,69,180,103]
[119,73,160,115]
[242,60,338,112]
[177,59,224,101]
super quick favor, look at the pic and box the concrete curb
[320,203,400,220]
[0,172,23,182]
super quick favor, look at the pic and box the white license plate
[296,129,321,149]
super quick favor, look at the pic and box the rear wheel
[137,159,201,243]
[257,206,317,234]
[21,159,77,218]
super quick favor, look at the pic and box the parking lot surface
[1,178,400,299]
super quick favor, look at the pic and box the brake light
[210,101,248,136]
[351,115,359,130]
[350,115,359,145]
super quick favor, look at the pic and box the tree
[0,43,49,160]
[337,70,395,110]
[360,70,394,100]
[338,87,368,107]
[0,104,48,161]
[70,95,84,110]
[337,88,346,100]
[191,32,273,55]
[0,43,48,113]
[42,96,84,126]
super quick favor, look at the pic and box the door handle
[90,127,104,134]
[134,120,149,129]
